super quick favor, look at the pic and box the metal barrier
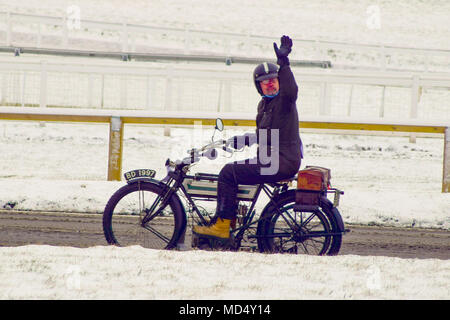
[0,107,448,192]
[1,11,449,72]
[0,45,332,68]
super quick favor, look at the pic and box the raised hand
[273,35,293,66]
[273,35,293,58]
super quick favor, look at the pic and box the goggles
[259,77,278,85]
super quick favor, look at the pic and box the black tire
[103,182,186,249]
[257,191,340,256]
[321,199,343,256]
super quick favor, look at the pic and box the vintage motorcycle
[103,119,347,255]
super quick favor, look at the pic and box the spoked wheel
[103,182,186,249]
[258,191,338,256]
[266,205,331,255]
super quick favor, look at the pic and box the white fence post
[164,67,173,136]
[443,127,450,193]
[40,61,47,108]
[320,81,331,116]
[164,66,173,111]
[409,75,421,142]
[184,29,191,54]
[146,75,151,110]
[100,74,105,108]
[130,32,136,52]
[223,80,231,112]
[176,79,183,111]
[37,22,42,47]
[62,16,68,48]
[410,75,420,119]
[120,75,127,109]
[424,54,429,72]
[246,33,253,56]
[87,73,93,108]
[5,11,11,46]
[224,36,231,56]
[21,71,26,107]
[121,22,128,52]
[379,85,386,118]
[1,73,7,105]
[347,84,354,117]
[314,40,321,61]
[380,46,386,71]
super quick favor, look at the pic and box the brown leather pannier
[295,166,331,209]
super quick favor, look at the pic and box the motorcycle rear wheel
[258,191,342,256]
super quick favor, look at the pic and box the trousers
[216,157,300,219]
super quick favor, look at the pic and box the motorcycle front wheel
[103,182,186,249]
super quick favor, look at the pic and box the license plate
[124,169,156,181]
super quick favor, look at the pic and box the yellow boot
[193,218,231,240]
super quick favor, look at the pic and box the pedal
[191,232,214,250]
[209,237,234,250]
[192,231,235,251]
[192,233,199,248]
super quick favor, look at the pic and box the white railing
[0,57,449,123]
[1,11,449,72]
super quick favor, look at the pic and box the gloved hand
[273,35,293,66]
[226,132,257,149]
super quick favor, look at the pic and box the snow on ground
[0,122,448,299]
[1,245,449,300]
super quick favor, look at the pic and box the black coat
[255,65,303,177]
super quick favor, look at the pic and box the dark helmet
[253,62,278,95]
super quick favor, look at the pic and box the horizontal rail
[0,57,449,84]
[0,107,448,193]
[0,107,447,133]
[0,112,111,123]
[0,46,332,68]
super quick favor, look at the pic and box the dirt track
[0,210,449,260]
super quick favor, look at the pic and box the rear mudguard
[320,196,346,233]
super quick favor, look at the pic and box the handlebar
[169,139,235,168]
[221,145,234,153]
[163,139,239,180]
[203,139,235,156]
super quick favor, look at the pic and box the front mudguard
[124,176,163,186]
